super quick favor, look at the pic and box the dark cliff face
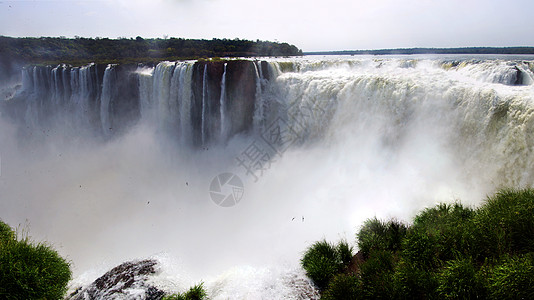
[225,60,258,139]
[0,54,24,85]
[109,64,140,134]
[85,64,104,131]
[191,60,258,146]
[260,60,271,81]
[191,61,225,146]
[7,60,265,145]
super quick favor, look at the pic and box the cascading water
[177,63,194,145]
[219,63,228,141]
[201,64,208,146]
[138,67,155,121]
[252,61,265,132]
[74,64,91,127]
[153,61,175,131]
[3,55,534,299]
[100,64,114,135]
[136,61,195,142]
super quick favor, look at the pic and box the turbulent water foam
[1,55,534,298]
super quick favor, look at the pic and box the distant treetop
[0,36,303,65]
[306,47,534,56]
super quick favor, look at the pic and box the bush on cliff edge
[0,220,72,300]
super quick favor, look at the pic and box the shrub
[357,218,408,258]
[401,230,439,269]
[393,259,438,300]
[301,240,341,290]
[337,239,354,267]
[301,239,354,290]
[437,257,486,299]
[413,203,474,231]
[412,203,475,261]
[0,222,72,300]
[162,283,208,300]
[485,254,534,300]
[0,220,15,244]
[304,189,534,299]
[321,273,361,300]
[472,188,534,259]
[359,250,395,299]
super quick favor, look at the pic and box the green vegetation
[359,250,396,298]
[485,254,534,299]
[321,273,361,300]
[162,283,208,300]
[0,220,15,243]
[0,36,302,66]
[357,217,408,258]
[0,220,72,300]
[301,188,534,299]
[301,239,354,290]
[436,257,485,299]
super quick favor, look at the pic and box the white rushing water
[219,63,228,142]
[3,55,534,298]
[201,64,208,146]
[100,64,114,135]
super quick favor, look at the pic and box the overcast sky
[1,0,533,52]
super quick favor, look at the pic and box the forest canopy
[0,36,302,65]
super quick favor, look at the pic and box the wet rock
[513,66,524,85]
[67,259,164,300]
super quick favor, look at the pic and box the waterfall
[252,61,264,132]
[21,67,35,126]
[100,64,114,135]
[137,66,155,121]
[51,65,60,108]
[219,63,228,141]
[168,63,182,133]
[135,61,195,142]
[152,62,175,130]
[71,66,83,126]
[201,64,208,146]
[12,57,534,167]
[62,65,71,105]
[6,56,534,300]
[79,65,91,125]
[179,63,193,145]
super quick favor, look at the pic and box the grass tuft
[301,239,354,290]
[0,220,71,300]
[357,218,408,258]
[162,282,208,300]
[321,273,361,300]
[437,257,486,299]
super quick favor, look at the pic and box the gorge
[1,55,534,298]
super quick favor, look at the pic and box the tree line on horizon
[0,36,303,65]
[307,47,534,56]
